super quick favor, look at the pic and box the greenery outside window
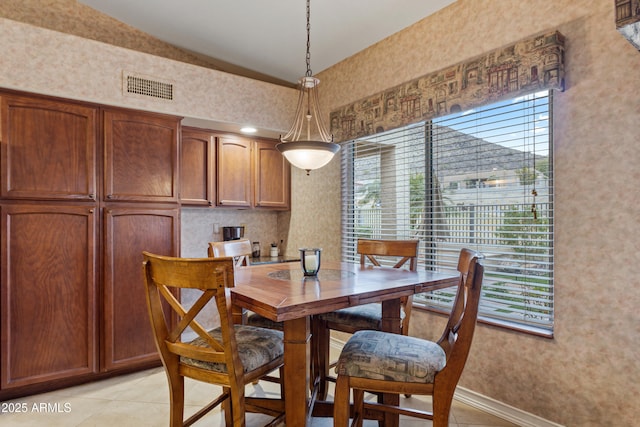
[341,91,554,336]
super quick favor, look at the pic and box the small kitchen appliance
[222,226,244,241]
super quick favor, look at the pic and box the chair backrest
[208,239,252,267]
[141,252,244,387]
[435,248,484,388]
[357,239,420,333]
[357,239,419,271]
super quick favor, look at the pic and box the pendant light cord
[306,0,312,77]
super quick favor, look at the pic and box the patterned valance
[330,31,565,142]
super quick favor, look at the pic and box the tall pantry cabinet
[0,91,180,399]
[101,109,180,371]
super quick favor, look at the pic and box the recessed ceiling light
[240,126,257,134]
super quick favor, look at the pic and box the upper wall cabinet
[216,135,253,208]
[0,93,98,201]
[104,109,180,203]
[180,128,290,210]
[254,139,290,209]
[180,127,215,206]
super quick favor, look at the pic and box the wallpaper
[315,1,640,426]
[0,15,296,135]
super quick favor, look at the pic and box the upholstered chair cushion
[319,303,405,330]
[183,325,284,373]
[246,312,284,331]
[335,330,446,384]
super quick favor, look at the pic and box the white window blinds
[341,91,554,334]
[341,123,427,261]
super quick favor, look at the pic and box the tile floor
[0,366,519,426]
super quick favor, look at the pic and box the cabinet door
[104,109,180,203]
[217,135,252,207]
[180,128,215,206]
[1,204,98,390]
[254,139,290,209]
[0,94,97,201]
[102,206,179,371]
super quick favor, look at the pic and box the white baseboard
[330,337,564,427]
[454,387,565,427]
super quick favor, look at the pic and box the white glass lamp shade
[277,141,340,173]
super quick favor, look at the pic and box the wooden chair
[313,239,419,400]
[141,252,285,427]
[208,239,253,267]
[333,248,484,427]
[208,240,282,331]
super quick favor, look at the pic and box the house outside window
[341,91,554,335]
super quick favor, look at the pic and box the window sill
[413,303,554,339]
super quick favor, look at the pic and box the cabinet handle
[208,201,213,206]
[89,209,94,213]
[88,194,95,200]
[106,194,113,199]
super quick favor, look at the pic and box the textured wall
[0,17,295,134]
[0,0,292,86]
[0,0,223,71]
[180,208,282,258]
[316,1,640,426]
[281,160,342,262]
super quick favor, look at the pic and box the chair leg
[353,388,365,427]
[401,324,412,399]
[334,375,351,427]
[166,374,185,427]
[432,390,454,427]
[229,385,246,427]
[222,387,233,427]
[279,366,286,402]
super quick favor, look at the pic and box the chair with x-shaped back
[208,239,253,267]
[142,252,285,427]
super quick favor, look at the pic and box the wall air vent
[123,72,174,101]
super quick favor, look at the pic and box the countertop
[250,256,299,265]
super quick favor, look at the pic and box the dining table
[231,260,460,427]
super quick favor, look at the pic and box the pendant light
[276,0,340,175]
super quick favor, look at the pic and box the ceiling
[78,0,455,86]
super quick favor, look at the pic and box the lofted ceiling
[78,0,455,87]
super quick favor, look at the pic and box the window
[341,91,554,335]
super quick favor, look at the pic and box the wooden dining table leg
[380,298,402,427]
[283,316,311,426]
[311,315,330,400]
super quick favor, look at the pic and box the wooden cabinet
[1,204,98,391]
[216,135,253,208]
[180,127,215,206]
[180,129,290,210]
[102,206,179,371]
[0,93,97,201]
[102,108,181,371]
[0,91,181,399]
[254,139,290,209]
[104,109,180,203]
